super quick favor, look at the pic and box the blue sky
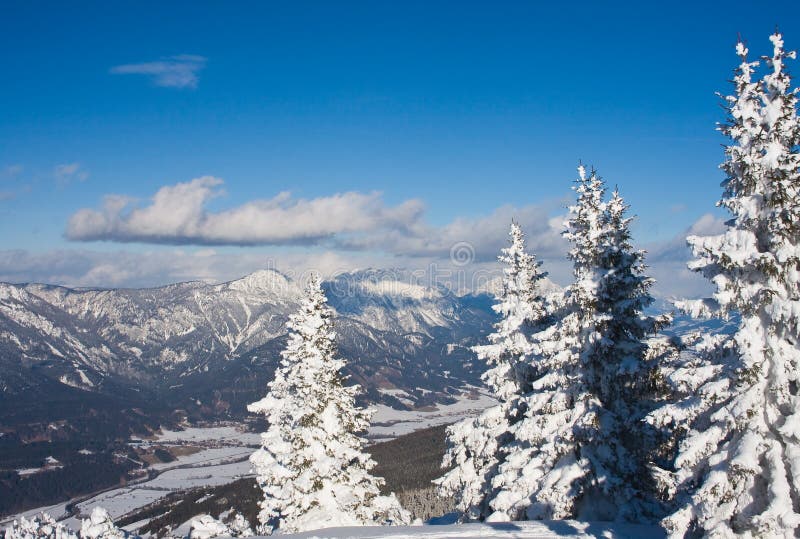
[0,1,797,293]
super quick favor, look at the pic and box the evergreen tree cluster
[439,32,800,539]
[4,508,133,539]
[438,167,676,524]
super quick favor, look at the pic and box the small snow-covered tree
[225,514,253,538]
[435,222,551,521]
[79,508,129,539]
[248,274,409,534]
[186,513,252,539]
[649,33,800,538]
[487,167,669,522]
[187,516,231,539]
[3,513,78,539]
[3,509,134,539]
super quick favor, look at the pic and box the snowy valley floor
[2,390,496,533]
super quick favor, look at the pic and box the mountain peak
[227,269,295,294]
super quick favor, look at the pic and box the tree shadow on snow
[538,521,582,535]
[484,522,525,532]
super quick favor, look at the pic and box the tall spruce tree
[487,167,668,522]
[436,222,550,521]
[649,34,800,538]
[584,187,669,519]
[248,275,409,534]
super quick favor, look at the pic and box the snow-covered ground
[131,425,261,472]
[135,426,262,447]
[60,426,262,530]
[369,388,495,440]
[279,521,664,538]
[14,456,63,477]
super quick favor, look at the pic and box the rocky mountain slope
[0,269,496,439]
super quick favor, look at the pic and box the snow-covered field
[137,426,262,447]
[61,426,262,530]
[369,389,496,440]
[279,521,664,538]
[132,425,261,472]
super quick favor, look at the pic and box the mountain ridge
[0,269,497,440]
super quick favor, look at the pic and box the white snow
[369,390,496,440]
[15,467,45,477]
[148,425,262,446]
[360,281,433,301]
[274,520,664,538]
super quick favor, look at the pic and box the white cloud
[110,55,207,89]
[66,177,428,246]
[648,213,726,264]
[336,202,569,263]
[66,176,570,268]
[47,179,733,300]
[645,212,727,302]
[57,177,577,290]
[54,162,89,186]
[688,212,727,236]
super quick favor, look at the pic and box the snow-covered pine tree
[485,166,603,522]
[187,516,232,539]
[581,187,670,519]
[3,513,78,539]
[79,508,130,539]
[436,222,551,521]
[487,167,668,522]
[3,508,133,539]
[648,33,800,538]
[247,274,409,534]
[186,513,253,539]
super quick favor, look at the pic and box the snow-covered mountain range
[0,269,496,436]
[0,265,729,440]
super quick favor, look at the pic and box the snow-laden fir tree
[79,508,129,539]
[4,509,132,539]
[3,513,78,539]
[487,167,669,522]
[188,514,252,539]
[648,33,800,538]
[436,222,551,521]
[247,274,409,534]
[187,516,232,539]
